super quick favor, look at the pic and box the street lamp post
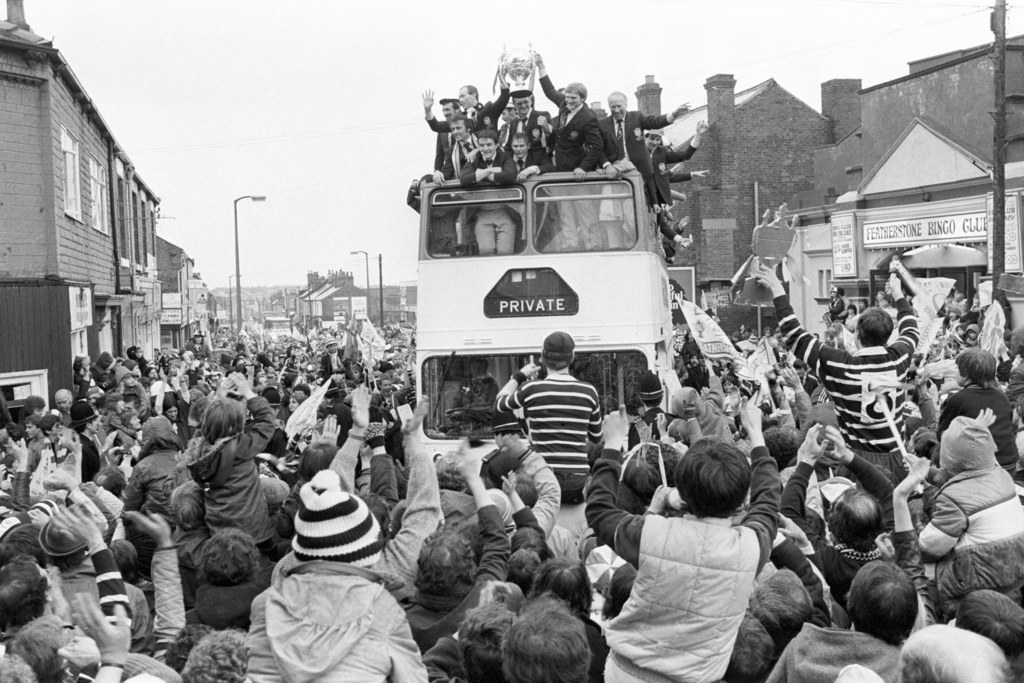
[350,250,371,323]
[228,274,238,332]
[233,195,267,334]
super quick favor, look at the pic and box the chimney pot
[6,0,28,29]
[645,75,655,84]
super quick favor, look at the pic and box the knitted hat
[69,401,99,429]
[261,476,290,507]
[293,469,383,566]
[115,366,131,384]
[638,371,664,402]
[940,415,998,475]
[543,330,575,356]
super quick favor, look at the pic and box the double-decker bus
[415,170,677,448]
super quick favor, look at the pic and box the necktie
[517,159,525,172]
[518,118,527,134]
[616,120,625,157]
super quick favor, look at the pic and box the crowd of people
[3,262,1024,681]
[409,53,707,261]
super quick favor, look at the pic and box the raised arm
[752,264,830,376]
[535,54,564,109]
[379,403,443,589]
[827,425,895,530]
[738,397,782,569]
[519,450,561,536]
[584,409,646,567]
[457,444,510,583]
[331,386,371,492]
[124,512,184,661]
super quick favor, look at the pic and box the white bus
[415,170,676,446]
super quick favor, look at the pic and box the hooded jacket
[246,561,427,683]
[123,416,181,520]
[669,381,732,442]
[185,396,275,544]
[919,416,1024,604]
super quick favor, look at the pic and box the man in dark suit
[460,130,521,255]
[459,129,517,187]
[440,114,478,180]
[535,55,602,176]
[535,54,604,251]
[647,126,709,250]
[505,90,552,155]
[598,92,689,200]
[427,96,459,184]
[509,132,554,180]
[423,74,511,134]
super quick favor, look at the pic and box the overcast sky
[25,0,1024,290]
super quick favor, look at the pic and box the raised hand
[351,385,370,429]
[738,396,763,439]
[318,414,340,444]
[823,425,854,465]
[49,503,104,553]
[752,262,786,297]
[454,439,483,483]
[602,405,630,452]
[422,89,435,112]
[70,595,130,669]
[896,455,931,498]
[123,511,173,548]
[975,407,997,429]
[401,399,429,435]
[797,425,828,466]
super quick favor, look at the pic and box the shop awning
[900,244,987,269]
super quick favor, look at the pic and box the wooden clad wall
[0,282,73,403]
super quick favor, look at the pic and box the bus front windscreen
[421,350,649,440]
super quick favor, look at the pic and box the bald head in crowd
[899,625,1010,683]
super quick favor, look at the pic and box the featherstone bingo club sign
[862,212,987,248]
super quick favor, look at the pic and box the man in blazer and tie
[505,90,552,156]
[598,92,690,203]
[428,96,459,184]
[534,53,604,251]
[460,129,521,255]
[424,73,511,134]
[510,133,554,180]
[441,115,479,180]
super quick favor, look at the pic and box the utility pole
[378,254,385,326]
[992,0,1008,305]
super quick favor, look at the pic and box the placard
[987,193,1023,274]
[830,214,857,277]
[69,286,93,331]
[160,309,183,325]
[667,267,696,324]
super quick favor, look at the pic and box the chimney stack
[6,0,28,30]
[635,75,662,116]
[820,79,862,143]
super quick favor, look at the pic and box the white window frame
[61,126,82,221]
[89,156,109,234]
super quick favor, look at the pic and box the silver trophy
[499,45,536,91]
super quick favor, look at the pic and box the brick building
[157,236,210,348]
[789,36,1024,327]
[0,1,162,407]
[649,73,835,320]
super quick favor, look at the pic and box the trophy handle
[528,43,537,92]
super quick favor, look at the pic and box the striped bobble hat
[293,469,382,567]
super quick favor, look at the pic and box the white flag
[912,277,955,354]
[679,300,748,375]
[285,379,332,439]
[357,318,387,365]
[981,303,1009,360]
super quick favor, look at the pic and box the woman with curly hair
[182,629,248,683]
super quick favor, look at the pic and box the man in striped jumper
[754,264,919,483]
[495,331,603,505]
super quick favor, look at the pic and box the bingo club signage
[484,268,579,318]
[862,211,987,248]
